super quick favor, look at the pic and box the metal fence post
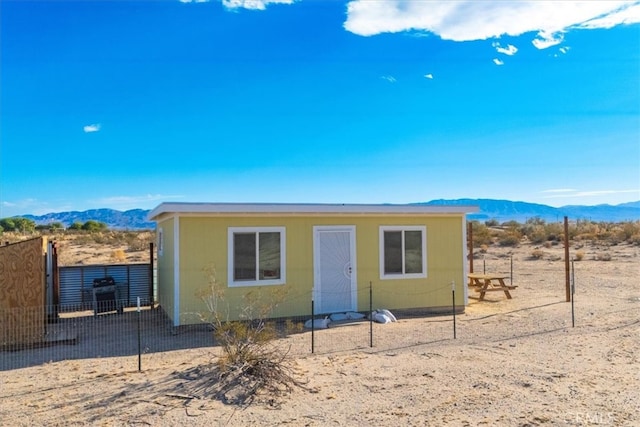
[311,299,315,354]
[369,281,373,348]
[452,281,456,339]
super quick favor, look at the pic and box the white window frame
[227,226,286,287]
[379,225,427,280]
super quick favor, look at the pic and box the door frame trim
[312,225,357,314]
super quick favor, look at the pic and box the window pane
[384,231,403,274]
[234,233,256,281]
[404,230,423,274]
[259,232,281,280]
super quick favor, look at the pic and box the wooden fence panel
[0,237,46,346]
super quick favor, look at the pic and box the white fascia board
[147,202,478,220]
[173,216,180,327]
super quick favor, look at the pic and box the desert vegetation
[1,216,639,265]
[195,267,303,405]
[1,217,638,424]
[469,217,640,247]
[0,218,155,265]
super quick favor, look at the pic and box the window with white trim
[379,226,427,279]
[228,227,286,287]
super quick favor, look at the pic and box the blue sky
[1,0,639,217]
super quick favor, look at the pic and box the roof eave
[147,202,479,221]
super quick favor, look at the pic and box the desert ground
[1,238,638,426]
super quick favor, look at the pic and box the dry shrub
[499,232,521,247]
[543,241,553,249]
[596,252,612,261]
[470,222,492,246]
[528,226,548,244]
[530,249,545,260]
[194,267,304,406]
[574,250,585,261]
[124,231,154,252]
[111,249,126,262]
[479,244,488,253]
[284,318,304,334]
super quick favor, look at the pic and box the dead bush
[596,252,612,261]
[530,249,545,260]
[111,249,126,262]
[125,231,154,252]
[574,250,585,261]
[195,267,304,406]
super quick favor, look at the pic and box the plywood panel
[0,237,46,346]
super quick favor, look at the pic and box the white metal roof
[147,202,478,221]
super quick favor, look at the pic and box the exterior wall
[156,217,176,324]
[0,237,46,346]
[174,214,466,324]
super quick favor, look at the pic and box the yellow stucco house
[148,203,477,326]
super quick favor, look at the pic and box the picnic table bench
[468,273,517,301]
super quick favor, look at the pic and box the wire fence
[1,281,466,371]
[0,252,539,373]
[0,255,531,372]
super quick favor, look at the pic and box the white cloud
[179,0,210,3]
[577,2,640,28]
[541,189,578,194]
[83,124,101,133]
[424,73,434,79]
[541,189,640,198]
[381,75,397,83]
[532,30,564,49]
[493,58,504,66]
[559,46,571,54]
[344,1,640,49]
[222,0,295,10]
[492,42,518,56]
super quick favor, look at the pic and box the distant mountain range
[18,199,640,229]
[423,199,640,222]
[23,209,155,230]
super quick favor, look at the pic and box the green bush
[498,232,521,247]
[68,222,83,230]
[498,221,522,246]
[0,217,36,233]
[469,221,492,246]
[81,220,108,232]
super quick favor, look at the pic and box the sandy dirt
[1,241,638,426]
[52,232,153,266]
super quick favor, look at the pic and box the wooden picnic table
[468,273,517,301]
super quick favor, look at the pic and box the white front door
[313,226,357,314]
